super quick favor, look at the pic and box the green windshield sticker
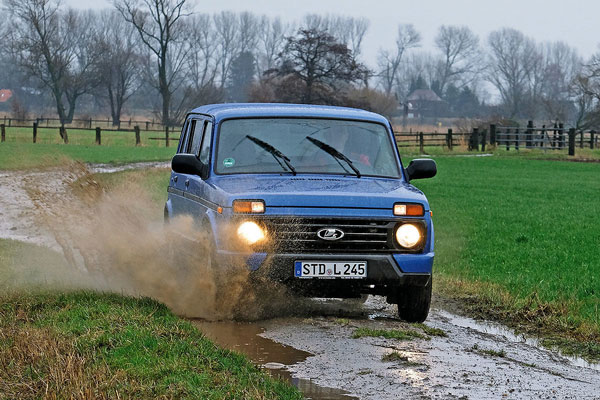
[223,158,235,167]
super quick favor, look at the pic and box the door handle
[173,176,178,183]
[185,179,190,187]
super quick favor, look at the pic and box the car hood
[208,175,429,210]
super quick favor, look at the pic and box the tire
[395,278,432,323]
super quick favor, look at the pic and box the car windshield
[215,118,401,178]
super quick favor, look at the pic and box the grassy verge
[0,292,301,399]
[0,239,300,399]
[0,142,174,170]
[413,156,600,361]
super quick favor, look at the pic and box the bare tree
[302,14,369,58]
[538,42,582,121]
[93,10,143,125]
[571,52,600,129]
[213,11,239,89]
[257,16,290,76]
[377,24,421,96]
[113,0,191,126]
[5,0,99,123]
[186,14,218,91]
[275,28,369,104]
[434,25,480,94]
[487,28,538,118]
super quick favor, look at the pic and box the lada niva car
[165,103,437,322]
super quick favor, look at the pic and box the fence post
[558,123,565,148]
[134,125,141,146]
[446,128,453,150]
[505,128,510,151]
[515,128,520,151]
[481,129,487,152]
[8,118,11,127]
[165,125,170,147]
[526,120,533,148]
[568,128,576,156]
[580,130,584,149]
[552,123,558,148]
[591,130,595,149]
[1,124,5,142]
[33,122,38,143]
[95,127,101,145]
[145,121,149,131]
[490,124,496,146]
[419,131,424,153]
[469,128,479,151]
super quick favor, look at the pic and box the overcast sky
[65,0,600,68]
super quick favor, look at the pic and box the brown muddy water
[194,320,357,400]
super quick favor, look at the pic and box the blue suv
[165,103,437,322]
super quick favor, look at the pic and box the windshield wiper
[246,135,296,175]
[306,136,361,178]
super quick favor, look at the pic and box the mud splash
[14,162,298,321]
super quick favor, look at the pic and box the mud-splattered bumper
[221,251,433,287]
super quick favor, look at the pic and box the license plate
[294,261,367,279]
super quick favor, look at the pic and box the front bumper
[216,249,433,289]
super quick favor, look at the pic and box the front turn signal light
[393,203,424,216]
[233,200,265,214]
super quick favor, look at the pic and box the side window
[199,122,213,164]
[177,120,190,154]
[189,119,205,155]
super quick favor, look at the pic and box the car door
[168,119,192,217]
[180,117,215,222]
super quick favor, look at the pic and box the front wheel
[394,278,432,323]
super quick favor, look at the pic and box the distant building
[0,89,13,103]
[406,89,448,119]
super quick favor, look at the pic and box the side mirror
[405,158,437,181]
[171,154,207,178]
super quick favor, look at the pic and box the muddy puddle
[194,320,357,400]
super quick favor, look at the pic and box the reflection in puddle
[194,320,357,400]
[436,310,600,371]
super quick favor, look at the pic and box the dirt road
[2,163,599,399]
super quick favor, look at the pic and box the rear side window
[189,120,205,155]
[177,120,190,153]
[199,122,212,164]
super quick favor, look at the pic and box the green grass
[0,142,175,170]
[413,156,600,360]
[0,292,301,399]
[352,327,427,340]
[0,239,300,399]
[412,323,447,337]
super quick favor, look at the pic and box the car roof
[188,103,390,125]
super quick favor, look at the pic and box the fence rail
[1,115,179,131]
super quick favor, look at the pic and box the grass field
[89,156,600,360]
[0,239,301,399]
[412,156,600,360]
[0,142,175,170]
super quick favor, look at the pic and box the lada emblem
[317,228,345,241]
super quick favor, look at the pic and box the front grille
[253,217,425,254]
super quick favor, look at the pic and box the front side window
[215,118,400,178]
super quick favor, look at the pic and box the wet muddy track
[196,296,600,400]
[2,163,599,399]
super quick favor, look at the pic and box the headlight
[395,223,422,248]
[237,221,266,245]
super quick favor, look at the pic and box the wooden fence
[395,121,599,155]
[0,123,179,147]
[1,115,174,131]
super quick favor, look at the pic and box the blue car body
[165,103,434,312]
